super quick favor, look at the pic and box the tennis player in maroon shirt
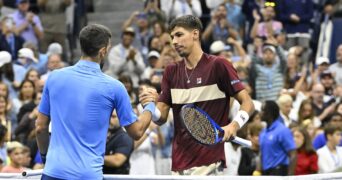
[144,15,254,175]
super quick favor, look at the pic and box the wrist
[143,102,156,114]
[233,110,249,128]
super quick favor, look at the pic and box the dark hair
[79,24,112,57]
[18,79,36,101]
[292,127,315,153]
[0,63,15,82]
[0,124,7,142]
[168,15,203,34]
[298,99,314,124]
[262,100,280,121]
[24,68,40,81]
[324,123,342,140]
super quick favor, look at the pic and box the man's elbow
[35,123,48,135]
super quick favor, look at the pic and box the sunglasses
[265,2,276,7]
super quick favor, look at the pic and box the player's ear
[192,29,200,41]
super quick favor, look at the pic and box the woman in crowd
[292,127,318,175]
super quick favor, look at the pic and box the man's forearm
[288,150,297,175]
[36,127,50,155]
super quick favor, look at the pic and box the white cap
[210,41,232,54]
[0,51,12,68]
[148,50,160,59]
[316,57,330,66]
[18,48,38,63]
[47,43,63,55]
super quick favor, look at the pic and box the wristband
[233,110,249,128]
[143,102,156,114]
[152,108,161,122]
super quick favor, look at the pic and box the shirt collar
[267,117,282,131]
[76,60,101,72]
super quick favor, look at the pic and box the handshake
[139,87,160,122]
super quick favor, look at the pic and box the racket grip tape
[230,136,252,148]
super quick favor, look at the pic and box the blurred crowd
[0,0,342,176]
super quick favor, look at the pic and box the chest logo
[197,78,202,84]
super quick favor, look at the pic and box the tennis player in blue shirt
[35,24,156,179]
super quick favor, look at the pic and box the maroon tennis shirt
[158,53,245,171]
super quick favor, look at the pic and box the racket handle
[231,136,252,148]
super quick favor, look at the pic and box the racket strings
[183,108,216,145]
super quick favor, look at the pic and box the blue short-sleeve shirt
[39,60,137,179]
[259,118,296,170]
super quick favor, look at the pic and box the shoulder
[317,146,328,154]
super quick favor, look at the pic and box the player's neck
[185,47,203,69]
[81,56,100,64]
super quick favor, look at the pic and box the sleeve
[312,134,325,150]
[280,128,296,152]
[276,1,292,23]
[214,58,245,96]
[113,82,137,127]
[34,15,44,31]
[38,74,51,116]
[158,65,173,105]
[112,133,134,156]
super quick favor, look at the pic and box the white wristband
[152,108,161,122]
[233,110,249,128]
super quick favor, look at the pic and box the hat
[210,41,232,54]
[18,48,38,63]
[47,43,63,55]
[16,0,29,4]
[148,51,160,59]
[320,70,333,78]
[263,45,276,53]
[0,51,11,68]
[316,57,330,66]
[123,27,135,36]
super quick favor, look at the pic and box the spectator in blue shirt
[313,113,342,150]
[259,100,297,175]
[35,24,156,180]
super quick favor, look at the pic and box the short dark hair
[262,100,280,121]
[79,24,112,57]
[324,123,341,140]
[168,15,203,34]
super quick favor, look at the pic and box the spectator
[0,124,7,171]
[118,75,138,105]
[23,42,48,75]
[317,123,342,173]
[329,44,342,85]
[0,51,26,99]
[313,57,330,84]
[291,127,318,175]
[310,83,336,124]
[276,0,313,50]
[122,11,153,61]
[0,95,10,142]
[37,0,71,56]
[17,47,38,69]
[224,0,244,34]
[250,5,283,39]
[277,94,294,127]
[21,146,31,169]
[40,53,63,81]
[259,100,297,175]
[0,16,24,60]
[103,110,134,174]
[12,79,36,122]
[160,0,202,21]
[313,113,342,150]
[297,99,321,128]
[141,50,160,80]
[250,43,286,101]
[238,122,263,175]
[143,0,165,25]
[105,27,145,88]
[320,70,335,97]
[1,141,25,173]
[202,4,238,43]
[11,0,43,46]
[23,68,40,89]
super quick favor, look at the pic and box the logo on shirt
[197,78,202,84]
[231,79,240,85]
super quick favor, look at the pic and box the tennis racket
[180,104,252,147]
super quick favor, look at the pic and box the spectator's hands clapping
[126,49,136,61]
[253,9,261,22]
[290,14,300,23]
[26,12,34,24]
